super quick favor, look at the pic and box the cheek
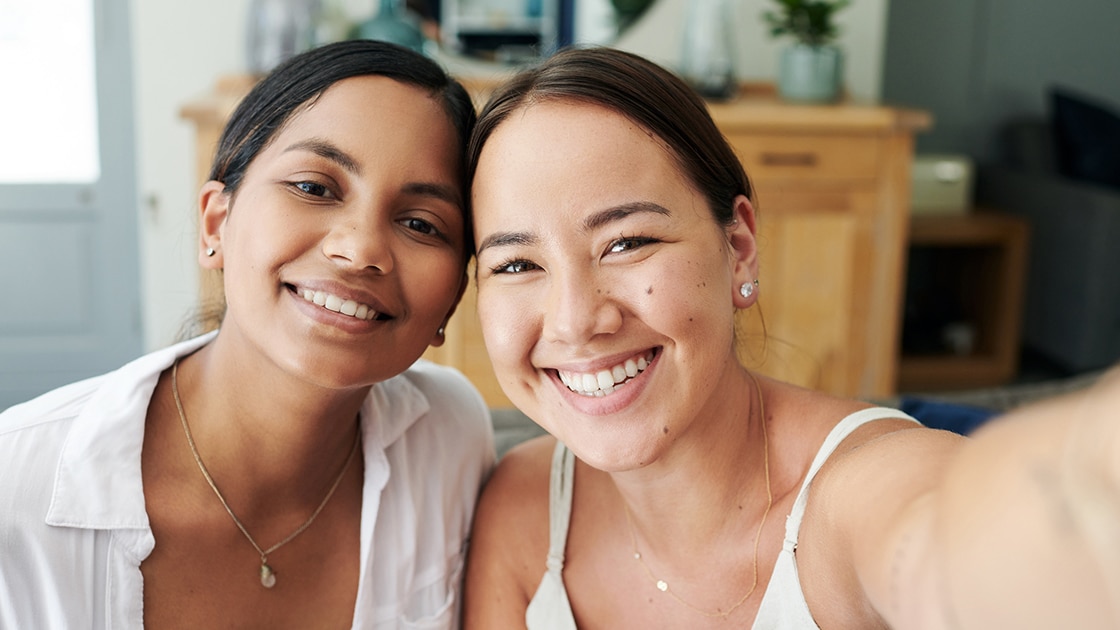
[406,252,465,316]
[477,287,534,368]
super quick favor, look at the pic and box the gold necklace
[624,370,772,619]
[171,359,360,588]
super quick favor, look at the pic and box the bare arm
[463,436,555,630]
[837,369,1120,629]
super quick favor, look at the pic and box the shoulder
[0,374,104,436]
[400,360,494,453]
[796,410,965,626]
[403,360,490,428]
[466,435,556,603]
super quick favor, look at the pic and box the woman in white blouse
[0,40,494,628]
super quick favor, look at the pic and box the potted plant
[763,0,850,103]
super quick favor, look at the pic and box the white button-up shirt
[0,332,495,628]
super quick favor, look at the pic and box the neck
[611,365,772,561]
[171,338,368,514]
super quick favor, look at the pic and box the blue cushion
[1050,87,1120,190]
[899,397,998,436]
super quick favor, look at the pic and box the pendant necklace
[624,370,772,619]
[171,359,360,588]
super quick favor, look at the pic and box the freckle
[689,317,693,322]
[738,505,743,510]
[662,426,669,434]
[647,286,653,295]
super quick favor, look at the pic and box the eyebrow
[282,138,361,174]
[403,182,462,208]
[476,201,671,254]
[283,139,461,206]
[583,201,671,231]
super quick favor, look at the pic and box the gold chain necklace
[624,370,772,619]
[171,359,360,588]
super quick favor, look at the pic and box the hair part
[467,46,752,227]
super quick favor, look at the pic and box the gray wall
[882,0,1120,162]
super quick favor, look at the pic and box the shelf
[898,210,1030,392]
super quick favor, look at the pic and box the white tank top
[524,407,919,629]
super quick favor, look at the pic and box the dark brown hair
[467,46,752,226]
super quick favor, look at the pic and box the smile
[299,288,382,321]
[557,350,656,397]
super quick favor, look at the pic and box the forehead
[275,75,456,153]
[472,101,694,218]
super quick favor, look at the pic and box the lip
[285,281,397,332]
[548,347,660,416]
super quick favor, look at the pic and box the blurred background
[2,0,1118,410]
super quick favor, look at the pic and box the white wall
[129,0,888,351]
[130,0,250,349]
[611,0,888,102]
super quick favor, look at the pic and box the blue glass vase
[350,0,426,54]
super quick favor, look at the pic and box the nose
[321,212,395,274]
[542,267,623,345]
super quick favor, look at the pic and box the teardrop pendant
[260,562,277,588]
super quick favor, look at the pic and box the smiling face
[200,76,466,391]
[472,101,758,470]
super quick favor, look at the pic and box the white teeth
[558,352,654,396]
[612,365,627,382]
[299,288,378,321]
[596,370,614,391]
[581,373,597,392]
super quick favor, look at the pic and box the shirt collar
[46,332,217,530]
[45,333,433,531]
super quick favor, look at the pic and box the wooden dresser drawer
[727,134,881,184]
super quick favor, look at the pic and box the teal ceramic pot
[778,43,843,103]
[350,0,426,54]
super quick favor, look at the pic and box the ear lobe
[429,272,470,348]
[727,195,760,307]
[199,181,229,269]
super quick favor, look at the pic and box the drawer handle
[760,152,818,167]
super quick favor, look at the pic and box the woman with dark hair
[463,46,1119,629]
[0,40,493,628]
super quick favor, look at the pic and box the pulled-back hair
[467,46,751,226]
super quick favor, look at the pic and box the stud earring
[740,281,755,299]
[206,247,216,257]
[437,326,445,337]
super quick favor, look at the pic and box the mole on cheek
[662,426,669,434]
[647,286,653,295]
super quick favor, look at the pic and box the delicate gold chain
[171,359,360,587]
[624,370,772,619]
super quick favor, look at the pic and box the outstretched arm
[849,368,1120,629]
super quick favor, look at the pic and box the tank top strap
[545,440,576,573]
[782,408,919,550]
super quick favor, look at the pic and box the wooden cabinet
[182,79,929,406]
[897,211,1029,391]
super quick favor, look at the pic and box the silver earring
[437,326,445,337]
[206,247,216,257]
[740,281,755,299]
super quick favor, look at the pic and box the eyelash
[289,180,335,199]
[490,259,538,275]
[489,234,658,275]
[607,234,657,254]
[400,217,443,239]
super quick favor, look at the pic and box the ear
[198,181,230,269]
[429,271,470,347]
[726,194,760,308]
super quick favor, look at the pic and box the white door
[0,0,142,411]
